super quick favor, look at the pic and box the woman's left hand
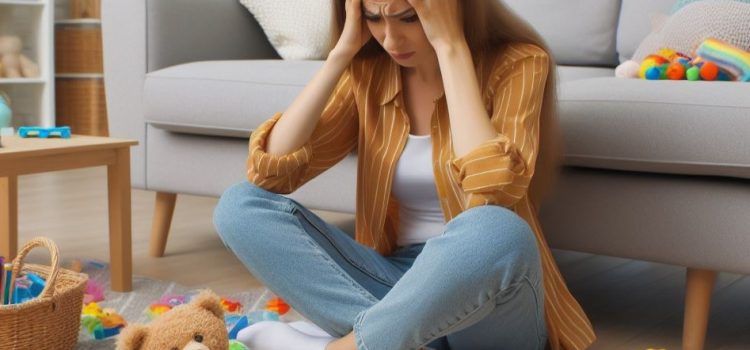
[406,0,465,53]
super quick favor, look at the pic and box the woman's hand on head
[331,0,373,61]
[406,0,464,54]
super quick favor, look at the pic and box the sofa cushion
[145,61,613,137]
[616,0,676,62]
[557,66,615,82]
[144,60,323,138]
[503,0,622,67]
[559,77,750,179]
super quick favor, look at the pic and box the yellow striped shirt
[247,42,596,350]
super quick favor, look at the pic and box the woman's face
[362,0,434,68]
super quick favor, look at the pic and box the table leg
[107,148,133,292]
[1,176,18,260]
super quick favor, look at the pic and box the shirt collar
[378,56,401,106]
[377,55,445,106]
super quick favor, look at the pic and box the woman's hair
[330,1,564,209]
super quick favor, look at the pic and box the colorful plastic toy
[686,66,701,81]
[221,297,243,314]
[700,61,719,80]
[226,314,249,340]
[158,293,189,307]
[639,54,670,78]
[81,302,127,340]
[18,126,71,138]
[83,279,105,304]
[634,38,750,82]
[695,38,750,82]
[146,303,173,320]
[246,310,281,324]
[666,62,686,80]
[265,296,290,315]
[229,340,251,350]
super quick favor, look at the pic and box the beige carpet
[74,259,305,349]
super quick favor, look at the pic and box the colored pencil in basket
[0,257,4,305]
[3,262,12,305]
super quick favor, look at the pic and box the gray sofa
[102,1,750,348]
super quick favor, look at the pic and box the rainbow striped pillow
[696,38,750,81]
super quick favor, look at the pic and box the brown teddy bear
[116,290,229,350]
[0,35,40,78]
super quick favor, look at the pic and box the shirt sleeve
[450,46,550,208]
[246,66,359,194]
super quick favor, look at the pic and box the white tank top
[391,133,446,247]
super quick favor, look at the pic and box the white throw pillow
[239,0,334,60]
[631,0,750,62]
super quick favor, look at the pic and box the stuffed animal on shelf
[0,35,40,78]
[116,290,230,350]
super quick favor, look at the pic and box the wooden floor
[13,167,750,349]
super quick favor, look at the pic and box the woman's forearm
[266,52,353,156]
[436,42,497,158]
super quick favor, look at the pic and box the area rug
[74,260,306,349]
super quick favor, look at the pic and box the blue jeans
[213,181,547,350]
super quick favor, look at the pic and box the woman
[213,0,595,349]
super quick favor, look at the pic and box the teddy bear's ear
[116,323,149,350]
[192,289,225,319]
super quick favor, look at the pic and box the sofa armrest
[102,0,277,188]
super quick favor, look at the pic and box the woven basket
[0,238,89,350]
[55,77,109,136]
[70,0,101,19]
[55,25,103,74]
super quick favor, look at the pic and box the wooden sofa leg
[682,267,717,350]
[149,192,177,257]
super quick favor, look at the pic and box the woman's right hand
[330,0,372,60]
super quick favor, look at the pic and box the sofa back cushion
[503,0,622,67]
[616,0,676,62]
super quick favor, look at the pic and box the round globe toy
[0,92,12,128]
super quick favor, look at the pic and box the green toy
[229,340,250,350]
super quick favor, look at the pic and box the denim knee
[213,181,292,248]
[446,205,540,272]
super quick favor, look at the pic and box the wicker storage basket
[55,25,103,74]
[0,238,89,350]
[56,77,109,136]
[70,0,100,19]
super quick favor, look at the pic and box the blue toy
[226,315,249,340]
[18,126,71,139]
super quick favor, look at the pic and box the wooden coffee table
[0,134,137,292]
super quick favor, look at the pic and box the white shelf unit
[0,0,55,128]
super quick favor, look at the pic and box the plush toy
[116,290,229,350]
[615,60,640,78]
[623,38,749,82]
[695,38,750,81]
[0,35,40,78]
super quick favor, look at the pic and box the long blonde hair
[330,1,564,209]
